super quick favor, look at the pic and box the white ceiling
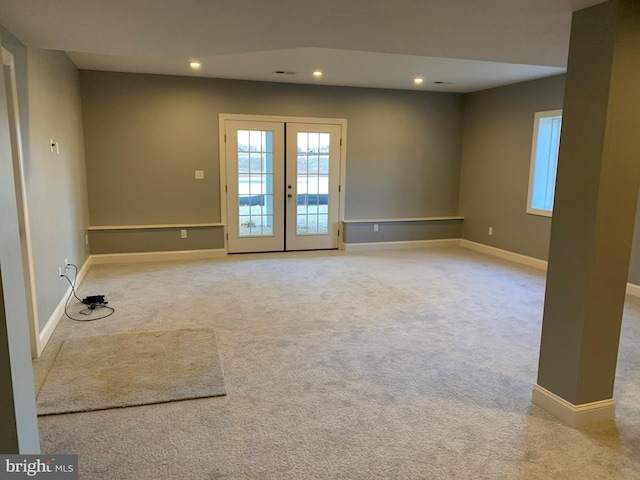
[0,0,605,93]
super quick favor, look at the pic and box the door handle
[288,185,292,189]
[287,194,293,198]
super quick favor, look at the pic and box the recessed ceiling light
[313,70,323,77]
[190,61,201,69]
[414,77,424,85]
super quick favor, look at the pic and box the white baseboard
[459,240,640,296]
[532,385,615,428]
[91,248,227,264]
[626,282,640,298]
[38,256,93,357]
[343,238,461,252]
[460,239,548,271]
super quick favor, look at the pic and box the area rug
[37,328,227,415]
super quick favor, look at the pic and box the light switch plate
[195,170,204,180]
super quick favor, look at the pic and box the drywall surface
[27,48,90,330]
[459,75,565,260]
[80,72,464,247]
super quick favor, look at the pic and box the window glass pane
[308,132,319,153]
[249,130,262,152]
[249,154,262,173]
[298,155,308,175]
[250,222,262,236]
[264,153,273,174]
[238,129,274,237]
[297,215,308,233]
[528,112,562,216]
[318,214,329,234]
[263,193,273,216]
[306,215,319,234]
[249,175,263,194]
[319,133,330,153]
[319,155,329,174]
[238,153,250,173]
[264,131,273,153]
[318,175,329,195]
[237,130,249,152]
[297,175,308,194]
[262,218,273,235]
[298,132,308,154]
[295,130,333,235]
[308,154,319,174]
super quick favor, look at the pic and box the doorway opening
[220,115,346,254]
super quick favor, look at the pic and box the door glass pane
[238,129,274,237]
[296,131,330,235]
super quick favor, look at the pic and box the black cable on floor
[61,264,115,322]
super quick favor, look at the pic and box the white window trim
[526,109,562,217]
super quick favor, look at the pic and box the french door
[225,119,342,253]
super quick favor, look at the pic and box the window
[527,109,562,217]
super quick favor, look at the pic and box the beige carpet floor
[37,328,226,415]
[32,247,640,479]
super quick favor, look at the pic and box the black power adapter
[82,295,108,309]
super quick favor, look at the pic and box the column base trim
[532,384,616,428]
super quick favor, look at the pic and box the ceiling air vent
[273,70,297,75]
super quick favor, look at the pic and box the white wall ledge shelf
[343,216,463,224]
[88,223,225,231]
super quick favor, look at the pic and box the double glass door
[225,120,342,253]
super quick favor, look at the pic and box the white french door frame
[2,48,40,358]
[219,113,347,252]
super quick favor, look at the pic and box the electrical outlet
[373,224,379,233]
[195,170,204,180]
[64,258,69,268]
[58,267,63,277]
[181,229,188,239]
[488,227,493,236]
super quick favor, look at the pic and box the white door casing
[221,114,346,254]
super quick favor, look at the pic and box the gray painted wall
[80,71,464,252]
[459,74,565,260]
[459,73,640,284]
[89,226,225,255]
[1,23,92,336]
[0,32,40,453]
[27,49,90,331]
[344,220,462,244]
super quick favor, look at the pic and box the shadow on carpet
[37,328,227,415]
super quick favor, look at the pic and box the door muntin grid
[296,132,330,235]
[237,129,274,236]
